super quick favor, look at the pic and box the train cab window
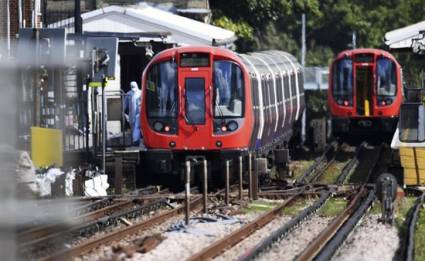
[213,61,244,117]
[377,57,397,96]
[146,61,178,118]
[185,78,205,124]
[333,58,353,104]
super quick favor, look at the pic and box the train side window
[213,61,244,118]
[145,61,177,118]
[333,58,353,100]
[377,57,397,96]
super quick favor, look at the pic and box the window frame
[212,60,245,119]
[184,77,206,125]
[145,60,178,119]
[376,57,398,97]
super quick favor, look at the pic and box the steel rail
[296,141,339,185]
[18,186,163,242]
[187,193,302,261]
[403,192,425,261]
[18,199,135,242]
[41,195,204,261]
[295,187,373,261]
[238,190,332,261]
[20,199,168,258]
[335,142,367,185]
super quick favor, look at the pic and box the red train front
[141,46,253,152]
[139,46,304,185]
[328,48,403,136]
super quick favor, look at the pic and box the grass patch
[369,201,382,215]
[282,198,309,216]
[319,160,349,184]
[394,197,417,231]
[291,160,315,179]
[243,200,279,213]
[318,197,347,217]
[415,207,425,260]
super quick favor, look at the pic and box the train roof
[239,51,302,76]
[148,46,302,76]
[334,48,398,61]
[151,45,240,62]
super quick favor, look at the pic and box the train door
[178,69,212,148]
[355,65,374,116]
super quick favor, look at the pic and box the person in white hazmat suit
[124,81,142,146]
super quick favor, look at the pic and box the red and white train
[328,48,403,136]
[139,46,304,183]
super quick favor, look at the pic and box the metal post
[101,77,106,174]
[185,160,191,225]
[84,79,90,162]
[225,160,230,205]
[248,153,252,200]
[114,157,122,194]
[74,0,82,34]
[34,28,41,127]
[301,13,306,144]
[239,156,243,201]
[253,159,259,200]
[6,0,10,58]
[203,159,208,214]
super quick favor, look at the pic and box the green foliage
[318,197,347,217]
[415,206,425,260]
[213,16,254,40]
[210,0,425,85]
[243,200,278,213]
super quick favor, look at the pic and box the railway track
[401,191,425,261]
[191,143,386,261]
[34,186,236,260]
[19,143,394,260]
[295,141,339,184]
[18,186,166,243]
[296,186,375,261]
[185,143,368,261]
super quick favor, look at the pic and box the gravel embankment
[257,215,332,261]
[215,215,292,261]
[333,214,399,261]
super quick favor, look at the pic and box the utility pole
[301,13,306,145]
[352,31,356,49]
[75,0,82,34]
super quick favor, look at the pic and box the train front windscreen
[332,56,397,114]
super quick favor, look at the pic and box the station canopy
[49,4,236,47]
[385,20,425,50]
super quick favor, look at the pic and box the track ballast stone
[333,214,399,261]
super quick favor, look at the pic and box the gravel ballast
[257,215,332,261]
[333,214,399,261]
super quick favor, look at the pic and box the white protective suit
[124,81,142,145]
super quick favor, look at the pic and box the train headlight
[153,121,164,132]
[343,100,349,106]
[227,121,238,131]
[221,125,228,132]
[216,141,222,147]
[164,125,171,132]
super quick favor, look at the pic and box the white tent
[49,4,236,47]
[385,21,425,49]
